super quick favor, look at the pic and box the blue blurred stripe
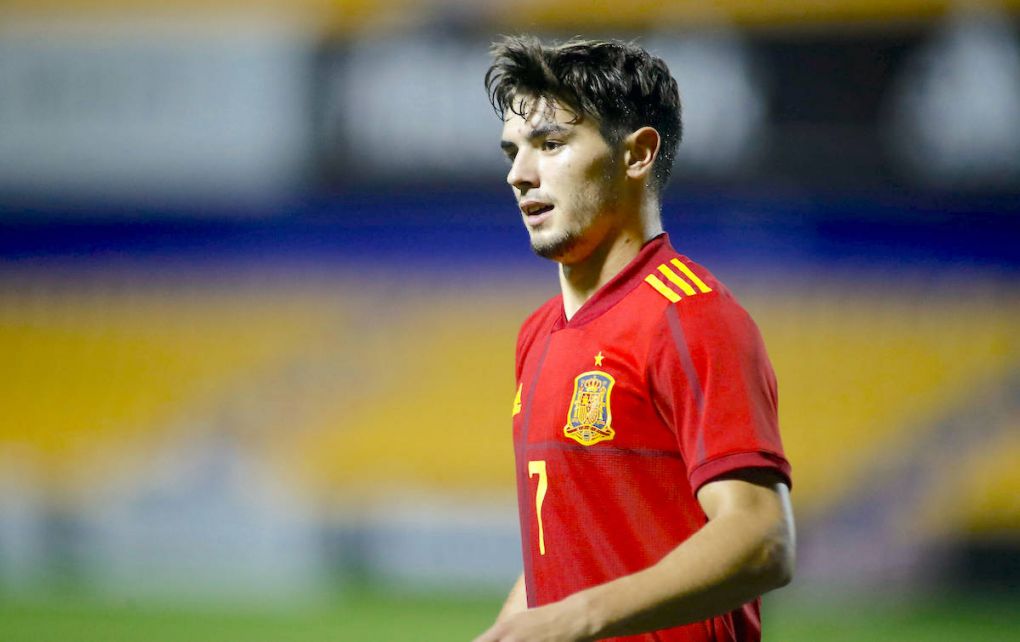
[1,188,1017,271]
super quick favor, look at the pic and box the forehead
[500,95,586,136]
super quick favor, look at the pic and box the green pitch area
[2,590,1017,641]
[765,593,1019,642]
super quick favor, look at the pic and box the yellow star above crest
[594,351,605,366]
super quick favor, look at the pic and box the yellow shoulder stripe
[657,265,697,296]
[670,259,713,293]
[644,259,713,302]
[644,274,681,302]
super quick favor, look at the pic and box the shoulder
[641,255,760,349]
[638,253,734,317]
[520,293,561,334]
[516,294,561,358]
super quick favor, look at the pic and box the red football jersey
[512,233,791,642]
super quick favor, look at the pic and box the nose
[506,149,538,192]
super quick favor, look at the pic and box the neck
[559,201,662,320]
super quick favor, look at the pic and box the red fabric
[512,233,790,642]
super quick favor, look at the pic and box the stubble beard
[530,227,582,261]
[530,184,617,264]
[526,147,621,262]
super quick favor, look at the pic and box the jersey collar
[555,232,677,330]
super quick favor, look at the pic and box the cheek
[549,155,579,181]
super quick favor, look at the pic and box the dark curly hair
[485,35,683,192]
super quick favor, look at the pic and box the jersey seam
[522,439,684,459]
[643,303,692,445]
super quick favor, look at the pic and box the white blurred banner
[0,29,314,206]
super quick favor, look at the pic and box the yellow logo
[512,383,522,417]
[563,371,616,446]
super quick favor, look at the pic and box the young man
[474,37,795,642]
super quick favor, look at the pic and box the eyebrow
[500,123,571,152]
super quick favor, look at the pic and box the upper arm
[696,468,792,522]
[696,469,796,581]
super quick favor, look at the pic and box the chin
[530,230,580,261]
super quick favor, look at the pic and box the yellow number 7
[528,460,548,555]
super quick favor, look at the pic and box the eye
[541,140,563,152]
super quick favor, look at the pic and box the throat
[559,254,606,320]
[562,288,588,321]
[559,235,639,320]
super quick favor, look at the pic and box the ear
[623,127,661,181]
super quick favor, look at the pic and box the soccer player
[474,37,795,642]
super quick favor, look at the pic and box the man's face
[500,96,622,264]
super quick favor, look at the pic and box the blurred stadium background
[1,1,1019,640]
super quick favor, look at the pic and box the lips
[520,201,554,226]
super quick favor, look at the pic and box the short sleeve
[647,294,791,493]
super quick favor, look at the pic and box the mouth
[520,202,554,226]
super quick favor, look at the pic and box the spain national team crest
[563,371,616,446]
